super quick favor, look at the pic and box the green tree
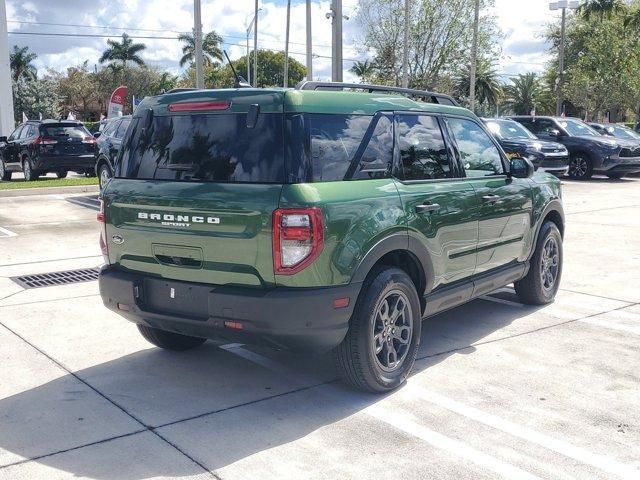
[453,59,503,111]
[99,33,146,69]
[12,77,60,123]
[54,62,100,119]
[577,0,626,20]
[178,30,224,68]
[349,60,375,83]
[355,0,501,90]
[10,45,37,82]
[504,73,548,115]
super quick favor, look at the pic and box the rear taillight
[82,136,96,144]
[273,208,324,275]
[97,198,109,262]
[33,136,57,145]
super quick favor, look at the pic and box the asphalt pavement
[0,177,638,480]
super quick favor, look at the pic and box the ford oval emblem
[112,235,124,245]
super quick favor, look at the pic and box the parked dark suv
[94,115,132,189]
[588,122,640,143]
[482,118,569,176]
[0,120,97,181]
[510,116,640,179]
[99,83,564,393]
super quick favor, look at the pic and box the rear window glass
[118,113,284,183]
[41,125,89,138]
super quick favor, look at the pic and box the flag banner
[108,86,128,119]
[22,112,28,122]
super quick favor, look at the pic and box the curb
[0,184,100,198]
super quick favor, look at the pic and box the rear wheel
[98,163,112,189]
[334,266,421,393]
[22,158,38,181]
[137,324,207,351]
[0,158,11,181]
[568,153,593,180]
[515,221,563,305]
[56,170,68,179]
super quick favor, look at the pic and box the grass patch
[0,175,99,190]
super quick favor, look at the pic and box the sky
[5,0,561,84]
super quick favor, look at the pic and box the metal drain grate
[11,268,100,289]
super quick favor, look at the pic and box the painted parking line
[365,405,543,480]
[0,226,17,238]
[407,385,640,480]
[579,317,640,335]
[65,196,100,211]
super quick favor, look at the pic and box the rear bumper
[35,154,96,171]
[99,266,361,353]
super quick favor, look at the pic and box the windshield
[558,119,599,137]
[485,120,536,140]
[606,125,640,141]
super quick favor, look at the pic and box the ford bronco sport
[98,82,565,393]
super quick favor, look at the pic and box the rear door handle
[482,195,501,204]
[415,203,440,214]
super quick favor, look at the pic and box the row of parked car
[0,113,639,185]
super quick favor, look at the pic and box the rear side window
[306,114,392,182]
[41,125,89,139]
[396,114,451,180]
[119,113,284,183]
[115,118,131,139]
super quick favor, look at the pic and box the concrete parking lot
[0,177,638,479]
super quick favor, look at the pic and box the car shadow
[0,295,548,478]
[561,175,637,184]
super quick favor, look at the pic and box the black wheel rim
[372,289,413,372]
[540,236,560,292]
[569,157,587,178]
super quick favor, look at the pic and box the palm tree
[10,45,37,82]
[577,0,626,20]
[504,73,544,115]
[178,30,223,68]
[453,59,503,108]
[157,72,178,93]
[349,60,375,83]
[99,33,146,68]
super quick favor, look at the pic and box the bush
[83,121,100,132]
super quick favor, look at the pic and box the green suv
[98,82,564,393]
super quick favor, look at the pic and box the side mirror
[510,157,535,179]
[93,132,102,139]
[0,136,7,143]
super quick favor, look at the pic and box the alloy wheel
[99,166,111,189]
[569,157,588,178]
[0,160,4,178]
[372,289,413,372]
[23,160,31,180]
[540,236,560,292]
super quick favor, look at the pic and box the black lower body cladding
[99,266,362,353]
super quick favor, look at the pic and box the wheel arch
[95,155,112,176]
[528,200,564,261]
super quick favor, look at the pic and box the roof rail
[295,81,459,106]
[166,88,198,94]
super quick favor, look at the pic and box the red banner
[107,85,128,119]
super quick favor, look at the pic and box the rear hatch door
[40,123,95,156]
[103,91,285,288]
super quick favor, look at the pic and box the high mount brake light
[168,100,231,112]
[273,208,324,275]
[33,136,57,145]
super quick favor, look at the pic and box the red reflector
[333,297,350,309]
[168,100,231,112]
[282,226,311,241]
[97,198,105,223]
[117,303,131,312]
[224,321,244,330]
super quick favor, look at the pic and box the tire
[607,173,623,180]
[22,158,38,181]
[0,158,11,181]
[137,324,207,351]
[568,153,593,180]
[98,163,112,189]
[56,170,68,179]
[334,266,422,393]
[515,221,563,305]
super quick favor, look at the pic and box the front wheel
[515,221,563,305]
[568,153,593,180]
[334,267,421,393]
[0,158,11,181]
[137,324,207,351]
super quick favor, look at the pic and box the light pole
[193,0,204,89]
[253,0,259,87]
[329,0,343,82]
[246,9,262,83]
[0,0,14,135]
[469,0,480,112]
[401,0,410,88]
[284,0,291,87]
[306,0,313,80]
[550,1,579,116]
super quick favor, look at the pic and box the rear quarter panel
[277,179,405,287]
